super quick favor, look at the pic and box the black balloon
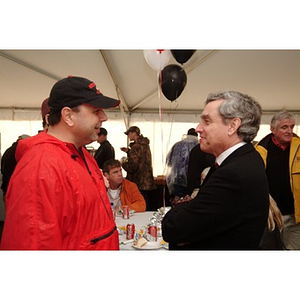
[160,64,187,101]
[171,50,196,64]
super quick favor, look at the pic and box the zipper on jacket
[71,145,92,175]
[70,144,112,220]
[98,191,112,220]
[90,226,117,245]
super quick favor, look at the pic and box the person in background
[94,127,115,169]
[162,90,269,250]
[165,128,199,198]
[1,76,120,250]
[1,98,49,201]
[121,126,155,211]
[256,110,300,250]
[1,134,30,198]
[186,144,215,197]
[103,159,146,212]
[40,97,50,131]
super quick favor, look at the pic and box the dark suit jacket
[162,143,269,250]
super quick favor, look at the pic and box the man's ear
[270,125,275,135]
[61,107,75,126]
[45,114,49,126]
[228,117,241,135]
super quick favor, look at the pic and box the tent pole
[99,50,130,129]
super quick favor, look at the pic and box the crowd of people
[0,75,299,251]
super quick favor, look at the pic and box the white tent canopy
[1,49,300,168]
[0,49,300,168]
[1,49,300,142]
[1,49,300,113]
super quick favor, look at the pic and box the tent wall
[0,110,299,221]
[0,108,299,169]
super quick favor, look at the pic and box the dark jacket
[122,134,155,191]
[94,140,115,169]
[162,143,269,250]
[255,133,300,222]
[186,144,215,195]
[1,141,18,195]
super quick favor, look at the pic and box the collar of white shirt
[216,142,247,166]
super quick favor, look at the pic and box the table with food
[115,207,171,250]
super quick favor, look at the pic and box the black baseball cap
[48,76,120,112]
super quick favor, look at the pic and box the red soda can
[126,223,135,240]
[148,225,157,241]
[122,205,130,219]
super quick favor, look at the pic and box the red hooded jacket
[0,132,119,250]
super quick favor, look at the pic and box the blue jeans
[281,214,300,250]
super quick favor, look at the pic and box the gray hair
[270,111,295,128]
[205,91,262,142]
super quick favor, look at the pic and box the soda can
[126,223,135,240]
[148,225,157,241]
[122,205,130,219]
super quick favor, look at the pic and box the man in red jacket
[1,76,120,250]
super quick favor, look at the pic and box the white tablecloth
[115,211,168,250]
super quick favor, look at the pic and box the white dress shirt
[215,142,247,166]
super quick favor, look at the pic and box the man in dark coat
[1,134,30,197]
[94,127,115,169]
[162,91,269,250]
[186,144,215,196]
[121,126,156,210]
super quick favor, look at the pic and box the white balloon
[143,50,171,72]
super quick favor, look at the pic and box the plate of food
[132,237,163,250]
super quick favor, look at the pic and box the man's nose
[99,111,108,122]
[195,123,202,133]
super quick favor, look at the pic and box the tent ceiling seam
[99,50,130,129]
[0,51,61,81]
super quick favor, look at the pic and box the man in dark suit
[162,91,269,250]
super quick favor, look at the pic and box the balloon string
[157,70,165,209]
[157,70,164,167]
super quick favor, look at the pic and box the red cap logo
[89,82,101,94]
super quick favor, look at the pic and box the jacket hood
[137,134,150,145]
[129,134,150,147]
[256,133,272,148]
[182,134,199,142]
[15,132,78,162]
